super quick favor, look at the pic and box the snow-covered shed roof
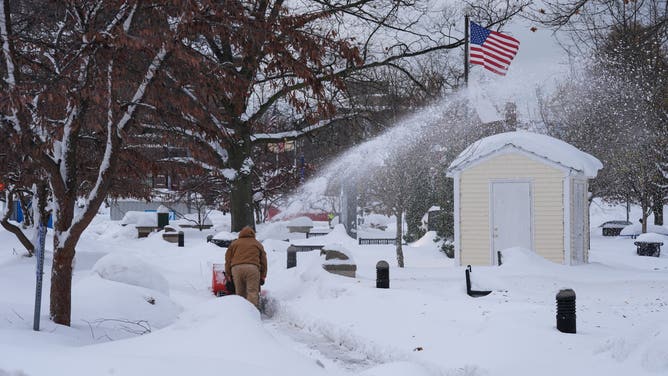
[447,131,602,178]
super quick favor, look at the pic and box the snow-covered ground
[1,203,667,376]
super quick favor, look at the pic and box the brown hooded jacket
[225,227,268,280]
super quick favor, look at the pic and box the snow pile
[321,243,355,265]
[410,231,439,248]
[92,253,170,295]
[212,230,237,241]
[291,224,359,249]
[621,223,668,236]
[448,130,603,177]
[73,275,181,337]
[498,247,561,271]
[88,220,137,240]
[288,216,314,227]
[635,233,666,244]
[363,214,391,229]
[120,211,157,227]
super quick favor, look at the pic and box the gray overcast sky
[467,15,572,123]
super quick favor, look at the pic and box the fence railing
[358,238,399,245]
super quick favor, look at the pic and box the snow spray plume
[277,71,562,217]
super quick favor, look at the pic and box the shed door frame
[572,179,587,264]
[489,179,534,265]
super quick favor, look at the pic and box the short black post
[376,260,389,288]
[177,231,184,247]
[556,289,576,334]
[287,250,297,268]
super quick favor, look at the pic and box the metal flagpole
[464,14,470,86]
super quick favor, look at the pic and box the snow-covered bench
[120,211,161,238]
[287,216,314,233]
[600,220,632,237]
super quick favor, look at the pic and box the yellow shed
[446,131,602,266]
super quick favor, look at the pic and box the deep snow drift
[1,203,667,376]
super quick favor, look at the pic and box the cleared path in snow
[264,317,379,374]
[260,295,380,374]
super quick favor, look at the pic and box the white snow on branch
[251,116,350,142]
[240,157,254,176]
[222,168,238,181]
[0,1,16,88]
[117,45,168,133]
[122,3,137,32]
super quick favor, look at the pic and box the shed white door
[491,182,532,263]
[572,181,586,264]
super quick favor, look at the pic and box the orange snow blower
[212,263,234,297]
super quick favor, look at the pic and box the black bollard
[556,289,576,334]
[376,260,389,288]
[287,250,297,268]
[177,231,184,247]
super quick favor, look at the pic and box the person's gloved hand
[260,278,265,286]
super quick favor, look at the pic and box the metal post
[33,222,46,331]
[376,260,389,288]
[556,289,576,334]
[464,15,470,86]
[177,231,184,247]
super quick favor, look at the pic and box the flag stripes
[469,21,520,76]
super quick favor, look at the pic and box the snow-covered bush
[92,253,170,295]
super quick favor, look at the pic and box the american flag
[469,21,520,76]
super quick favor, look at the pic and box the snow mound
[120,211,157,227]
[92,253,170,295]
[364,214,391,228]
[89,220,138,240]
[262,238,290,253]
[73,275,181,336]
[635,233,666,243]
[410,231,439,248]
[499,247,559,270]
[321,243,355,265]
[621,224,668,236]
[288,216,313,227]
[212,230,237,241]
[448,130,603,177]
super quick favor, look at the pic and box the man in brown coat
[225,226,268,308]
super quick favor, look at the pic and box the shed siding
[459,153,565,265]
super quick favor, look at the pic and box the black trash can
[634,241,662,257]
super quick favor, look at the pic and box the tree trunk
[641,204,649,234]
[50,241,75,326]
[652,195,664,226]
[395,210,404,268]
[230,176,255,232]
[228,130,255,232]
